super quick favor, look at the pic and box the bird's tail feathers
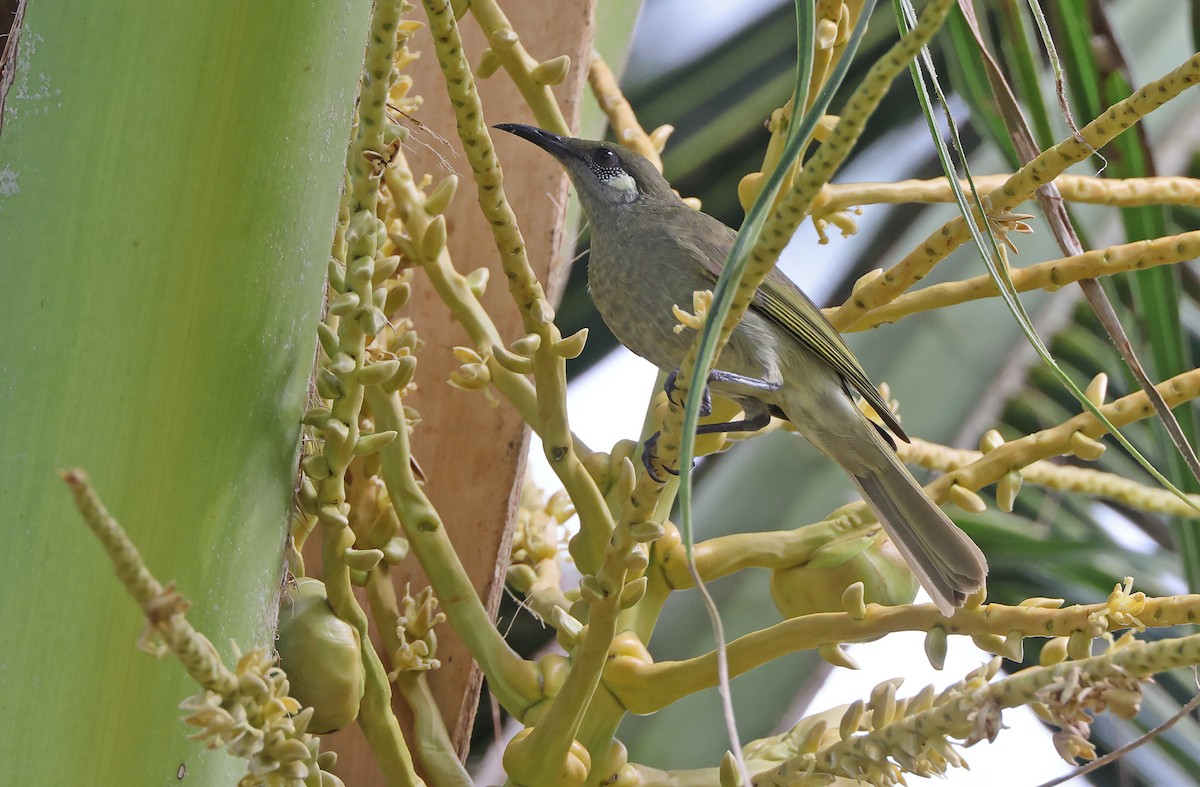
[851,452,987,616]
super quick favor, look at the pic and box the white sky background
[524,2,1101,784]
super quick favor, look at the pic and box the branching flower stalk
[644,367,1200,591]
[602,580,1200,717]
[301,3,428,783]
[761,631,1200,785]
[419,0,613,578]
[62,471,342,787]
[466,0,571,134]
[812,173,1200,215]
[831,50,1200,332]
[842,228,1200,331]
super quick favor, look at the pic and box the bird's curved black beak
[494,123,578,161]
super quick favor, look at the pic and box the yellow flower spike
[850,268,883,302]
[614,455,638,500]
[510,331,541,356]
[619,576,648,609]
[347,253,374,285]
[816,17,840,49]
[301,454,332,481]
[327,256,346,291]
[948,483,987,514]
[371,254,402,285]
[737,171,765,211]
[819,642,860,670]
[995,469,1022,512]
[492,344,535,374]
[316,323,340,357]
[1085,373,1109,406]
[343,547,384,571]
[1002,631,1025,662]
[553,328,589,359]
[353,431,398,456]
[386,355,417,392]
[979,429,1005,453]
[315,369,344,400]
[383,280,412,313]
[1067,430,1107,461]
[924,627,948,670]
[530,297,556,325]
[1067,631,1094,660]
[357,305,388,335]
[718,751,741,787]
[1091,577,1148,632]
[531,54,571,86]
[908,683,935,715]
[840,700,868,739]
[317,504,349,529]
[420,213,447,260]
[476,47,501,78]
[328,291,360,316]
[302,407,333,427]
[357,360,401,387]
[826,210,859,239]
[648,124,674,152]
[380,536,408,564]
[385,230,416,262]
[868,679,900,729]
[329,353,356,377]
[423,173,458,216]
[842,581,867,620]
[628,520,666,544]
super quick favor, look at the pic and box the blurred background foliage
[474,1,1200,784]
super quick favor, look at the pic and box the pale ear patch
[601,171,637,195]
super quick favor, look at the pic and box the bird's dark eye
[594,148,617,165]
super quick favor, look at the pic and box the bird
[495,123,987,616]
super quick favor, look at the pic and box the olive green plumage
[498,123,987,615]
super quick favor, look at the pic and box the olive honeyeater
[496,124,987,615]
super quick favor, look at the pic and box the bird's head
[495,124,678,215]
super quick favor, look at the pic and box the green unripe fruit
[276,578,364,733]
[770,531,919,618]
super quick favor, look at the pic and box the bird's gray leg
[707,369,783,395]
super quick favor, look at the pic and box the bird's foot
[663,368,712,416]
[641,431,687,482]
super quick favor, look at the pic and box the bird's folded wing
[665,207,908,442]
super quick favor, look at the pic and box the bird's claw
[663,369,712,416]
[641,431,691,482]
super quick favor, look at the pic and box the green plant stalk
[1060,0,1200,590]
[322,528,423,787]
[937,8,1200,515]
[364,568,472,784]
[0,1,372,783]
[367,386,542,715]
[603,592,1200,715]
[468,0,571,134]
[394,673,474,786]
[420,0,614,577]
